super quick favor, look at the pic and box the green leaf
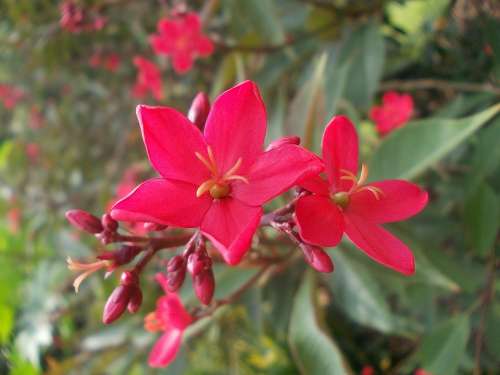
[387,0,450,35]
[464,183,499,256]
[0,305,14,344]
[288,271,350,375]
[369,103,500,180]
[413,315,470,375]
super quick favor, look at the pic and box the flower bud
[266,135,301,151]
[97,245,142,268]
[193,268,215,305]
[187,92,210,130]
[102,284,132,324]
[166,255,187,292]
[65,209,103,234]
[120,270,139,286]
[127,286,143,313]
[101,213,118,232]
[96,229,117,245]
[143,222,167,232]
[300,244,334,273]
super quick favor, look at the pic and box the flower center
[195,146,249,199]
[330,163,384,208]
[144,311,167,332]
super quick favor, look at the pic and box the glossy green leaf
[0,305,14,344]
[369,103,500,180]
[289,271,350,375]
[464,183,499,256]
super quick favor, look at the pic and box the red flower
[0,84,25,109]
[111,81,322,265]
[145,273,192,368]
[150,12,214,74]
[89,52,121,72]
[295,116,428,275]
[132,56,164,101]
[370,91,414,136]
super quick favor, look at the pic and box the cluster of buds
[187,92,210,130]
[102,271,143,324]
[163,237,215,305]
[59,0,106,33]
[65,210,120,244]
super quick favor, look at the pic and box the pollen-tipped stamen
[67,257,109,293]
[196,179,215,198]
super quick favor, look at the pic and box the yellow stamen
[196,180,215,197]
[223,158,242,179]
[358,164,369,186]
[67,257,108,293]
[195,152,218,176]
[225,175,249,183]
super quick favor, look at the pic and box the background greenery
[0,0,499,374]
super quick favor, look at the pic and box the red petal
[136,105,209,184]
[150,35,171,55]
[156,294,192,329]
[344,214,415,275]
[172,52,194,74]
[201,198,262,265]
[110,178,210,227]
[204,81,266,174]
[322,116,358,192]
[148,329,183,368]
[298,174,329,196]
[233,144,323,206]
[347,180,428,223]
[196,36,214,56]
[295,195,344,247]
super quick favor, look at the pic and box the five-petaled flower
[370,91,414,136]
[111,81,322,265]
[145,273,192,368]
[150,12,214,74]
[132,56,164,102]
[295,116,428,275]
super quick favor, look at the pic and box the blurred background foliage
[0,0,499,374]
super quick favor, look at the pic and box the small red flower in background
[295,116,428,275]
[370,91,414,136]
[0,84,25,109]
[59,0,106,33]
[89,52,121,72]
[111,81,322,265]
[25,143,41,163]
[29,106,44,129]
[132,56,164,101]
[150,12,214,74]
[414,369,432,375]
[360,366,375,375]
[7,207,21,234]
[145,273,192,368]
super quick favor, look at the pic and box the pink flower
[145,273,192,368]
[104,53,121,72]
[7,207,21,234]
[360,366,375,375]
[0,84,25,109]
[132,56,164,101]
[370,91,414,136]
[150,12,214,74]
[59,0,106,33]
[111,81,322,265]
[295,116,428,275]
[25,143,40,163]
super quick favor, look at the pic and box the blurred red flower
[370,91,414,136]
[150,12,214,74]
[145,273,192,368]
[0,84,25,109]
[295,116,428,275]
[89,52,121,72]
[111,81,322,265]
[132,56,164,101]
[59,0,106,33]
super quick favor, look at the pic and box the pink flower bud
[194,268,215,305]
[187,92,210,130]
[166,256,187,292]
[101,213,118,232]
[102,284,132,324]
[120,270,139,286]
[143,222,167,232]
[127,286,143,313]
[300,244,334,273]
[96,229,116,245]
[266,135,300,151]
[65,209,103,234]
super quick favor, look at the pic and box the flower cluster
[89,52,121,72]
[370,91,414,136]
[66,81,427,368]
[59,0,106,33]
[132,56,164,101]
[0,84,25,109]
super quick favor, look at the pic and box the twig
[380,79,500,95]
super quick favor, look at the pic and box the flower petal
[347,180,428,223]
[137,105,209,184]
[110,178,210,227]
[232,144,323,206]
[295,195,344,247]
[344,214,415,275]
[155,294,192,329]
[172,52,194,74]
[298,174,330,196]
[322,116,358,192]
[204,81,266,173]
[196,36,214,56]
[148,329,183,368]
[201,198,262,265]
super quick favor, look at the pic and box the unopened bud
[101,213,118,232]
[194,268,215,305]
[97,245,142,267]
[96,229,116,245]
[266,136,301,151]
[102,284,132,324]
[143,222,167,232]
[127,286,143,313]
[187,92,210,130]
[120,270,139,286]
[300,244,334,273]
[65,209,103,234]
[166,255,186,292]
